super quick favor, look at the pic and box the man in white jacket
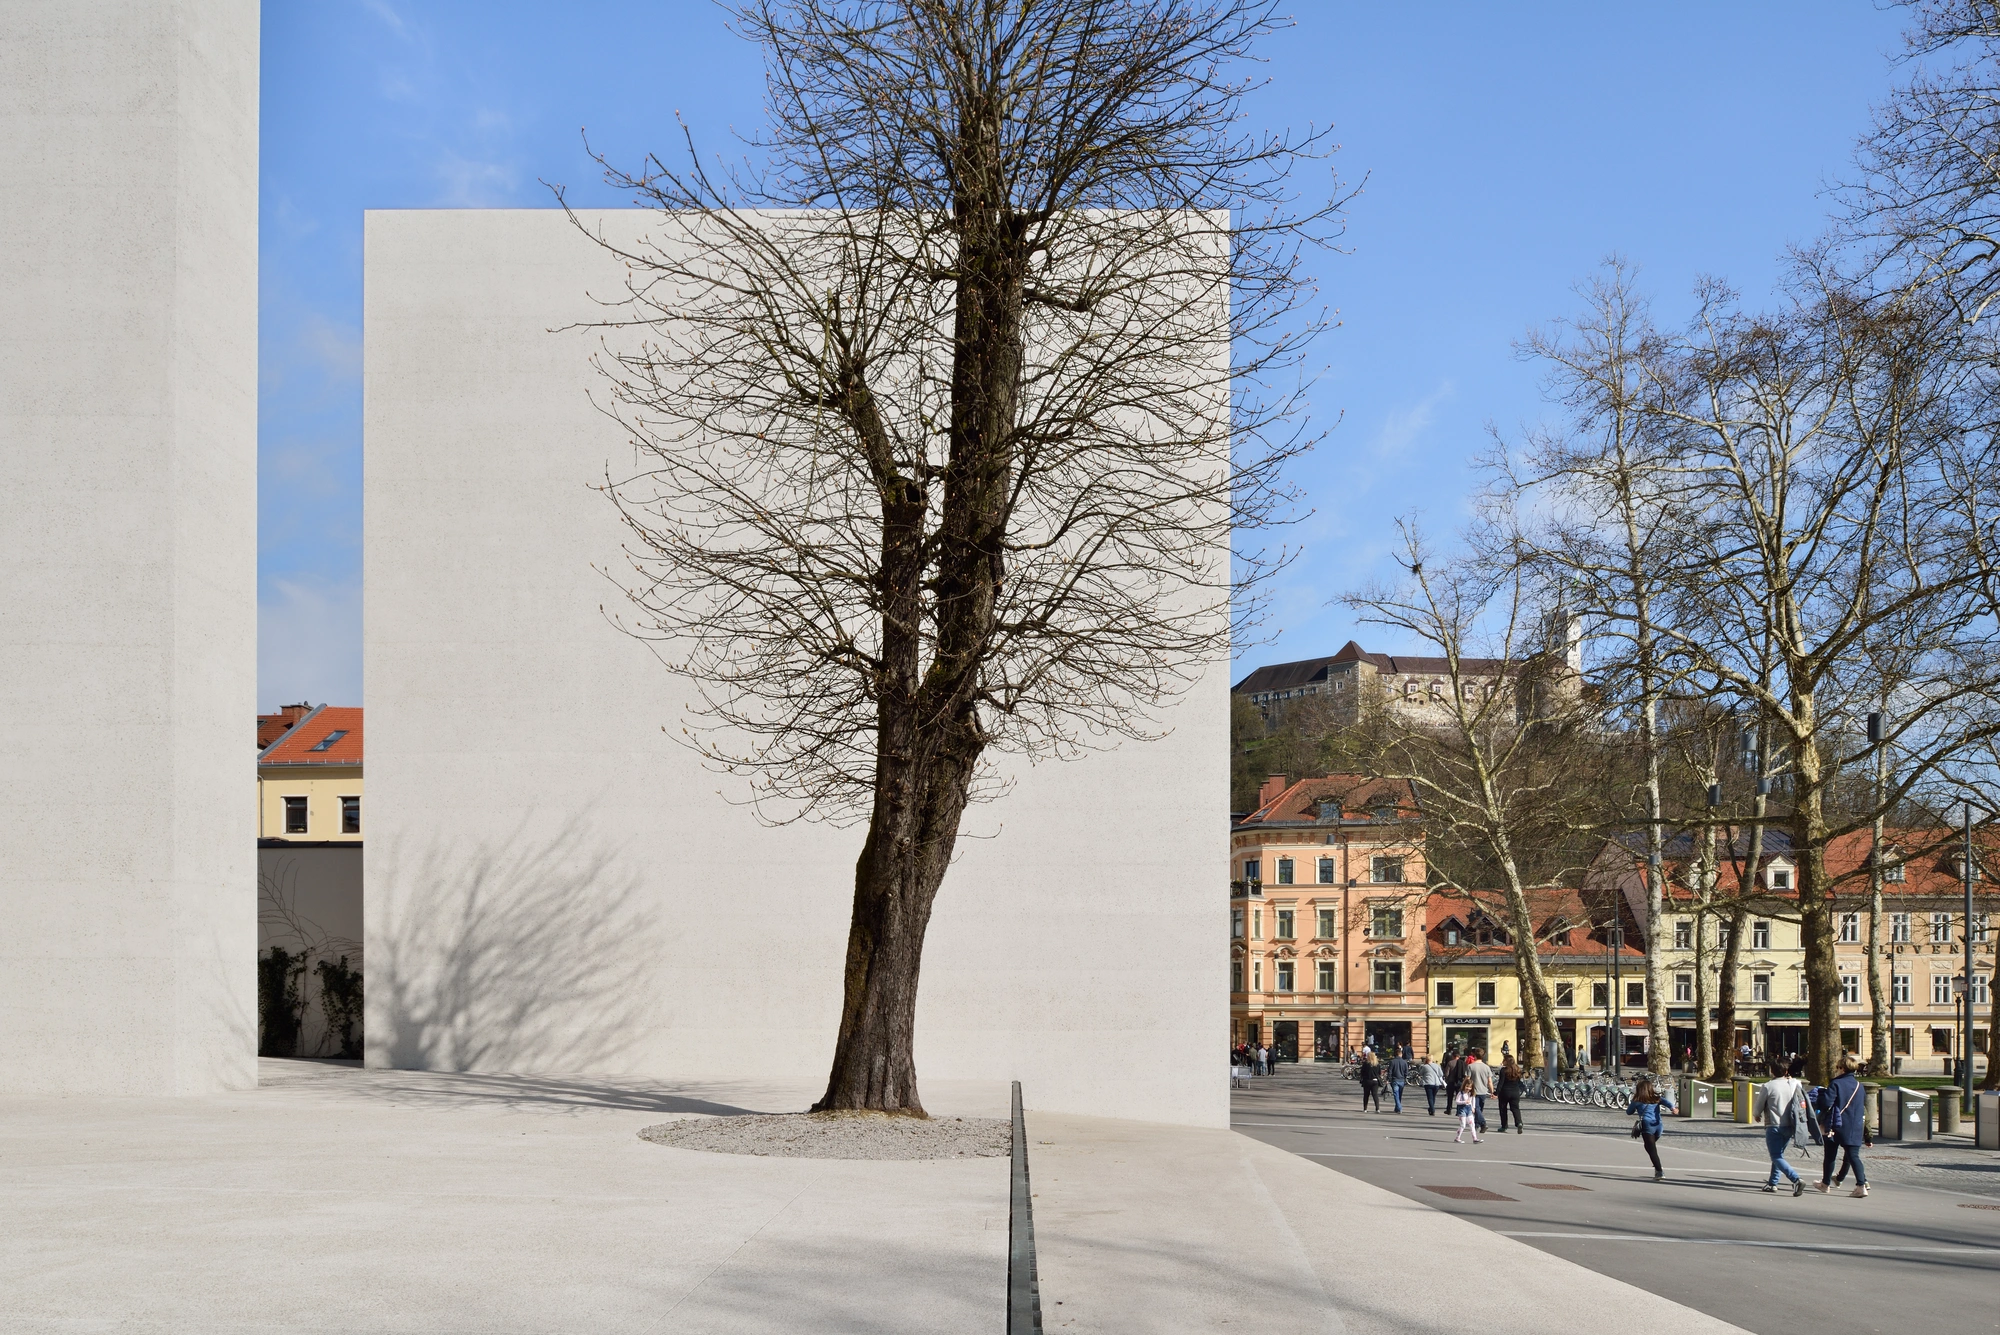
[1753,1057,1808,1197]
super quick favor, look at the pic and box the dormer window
[1428,680,1444,701]
[1767,864,1793,891]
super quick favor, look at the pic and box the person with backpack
[1627,1077,1673,1180]
[1753,1057,1809,1196]
[1815,1053,1871,1198]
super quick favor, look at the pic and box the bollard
[1732,1077,1755,1124]
[1861,1082,1881,1136]
[1977,1092,2000,1151]
[1938,1085,1964,1134]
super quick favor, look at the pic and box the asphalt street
[1234,1064,2000,1334]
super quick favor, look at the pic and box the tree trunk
[1714,902,1749,1082]
[1868,808,1890,1077]
[1694,822,1718,1079]
[1792,732,1842,1086]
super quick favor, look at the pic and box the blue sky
[259,1,1911,708]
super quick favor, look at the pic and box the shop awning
[1765,1010,1810,1022]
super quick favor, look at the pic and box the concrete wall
[0,0,259,1093]
[364,210,1228,1125]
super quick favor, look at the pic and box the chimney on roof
[1258,774,1290,809]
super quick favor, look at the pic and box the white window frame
[1752,974,1771,1003]
[282,795,308,835]
[1476,980,1497,1008]
[1933,974,1955,1006]
[1276,961,1294,994]
[1370,855,1405,885]
[1276,857,1295,886]
[1436,980,1455,1008]
[1931,913,1953,945]
[1838,912,1859,944]
[1892,973,1911,1005]
[1839,974,1860,1005]
[1316,960,1337,992]
[1371,959,1402,993]
[1891,913,1911,943]
[1316,908,1337,939]
[1752,920,1771,949]
[1275,909,1295,940]
[1317,856,1336,885]
[1231,908,1244,940]
[1673,919,1692,950]
[1625,980,1645,1008]
[1674,973,1692,1003]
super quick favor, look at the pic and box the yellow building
[257,705,363,842]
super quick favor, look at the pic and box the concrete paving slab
[0,1059,1009,1334]
[1027,1109,1749,1334]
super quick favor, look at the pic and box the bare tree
[1341,525,1600,1072]
[560,1,1342,1112]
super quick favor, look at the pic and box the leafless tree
[1341,525,1600,1072]
[559,1,1343,1112]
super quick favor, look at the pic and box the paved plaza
[1235,1063,2000,1335]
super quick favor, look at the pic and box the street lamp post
[1965,801,1977,1107]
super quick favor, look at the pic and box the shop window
[1476,980,1497,1007]
[1436,980,1456,1008]
[283,796,307,835]
[1893,1027,1912,1055]
[1276,858,1295,885]
[1931,1026,1953,1054]
[1752,975,1771,1003]
[1372,960,1402,993]
[1317,960,1337,991]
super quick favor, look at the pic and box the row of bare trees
[1321,3,2000,1084]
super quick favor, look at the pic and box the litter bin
[1938,1086,1964,1134]
[1732,1077,1756,1124]
[1686,1079,1716,1120]
[1977,1092,2000,1151]
[1877,1085,1900,1141]
[1896,1087,1933,1141]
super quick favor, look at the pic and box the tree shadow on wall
[367,819,659,1078]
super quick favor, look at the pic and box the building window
[1317,908,1337,939]
[1243,859,1260,884]
[1555,982,1574,1009]
[1674,974,1692,1003]
[1894,1026,1912,1055]
[1768,866,1792,890]
[1976,974,1991,1006]
[1252,909,1261,939]
[1625,980,1645,1007]
[1885,860,1906,883]
[1476,980,1497,1007]
[1717,922,1733,949]
[1276,857,1294,885]
[1253,959,1262,992]
[1933,974,1956,1005]
[340,795,360,834]
[1317,856,1335,885]
[1436,980,1455,1008]
[1752,921,1770,949]
[1276,962,1294,993]
[1371,856,1405,884]
[1317,960,1337,991]
[1840,974,1860,1004]
[1931,913,1952,945]
[1838,913,1859,944]
[1673,919,1692,950]
[1591,981,1609,1009]
[1232,908,1245,940]
[1369,905,1404,938]
[1232,961,1244,992]
[1372,960,1402,993]
[1976,914,1991,944]
[1749,974,1770,1002]
[1892,974,1910,1005]
[307,729,348,752]
[1891,913,1910,943]
[1275,909,1295,940]
[283,796,308,835]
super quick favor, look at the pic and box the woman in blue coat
[1627,1077,1675,1181]
[1815,1053,1870,1198]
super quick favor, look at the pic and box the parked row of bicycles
[1523,1073,1637,1107]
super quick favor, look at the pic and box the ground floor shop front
[1234,1000,1428,1061]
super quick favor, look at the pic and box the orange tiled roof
[1600,827,1995,902]
[260,706,363,765]
[1236,773,1419,827]
[1426,887,1644,961]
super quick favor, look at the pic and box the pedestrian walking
[1358,1047,1381,1112]
[1465,1048,1495,1135]
[1387,1047,1412,1114]
[1257,1044,1269,1076]
[1627,1077,1673,1180]
[1814,1053,1871,1198]
[1452,1077,1480,1143]
[1496,1055,1527,1134]
[1754,1057,1809,1196]
[1419,1054,1446,1114]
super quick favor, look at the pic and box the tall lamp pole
[1966,802,1977,1107]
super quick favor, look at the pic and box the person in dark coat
[1358,1047,1382,1112]
[1815,1053,1871,1198]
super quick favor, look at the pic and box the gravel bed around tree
[638,1111,1012,1161]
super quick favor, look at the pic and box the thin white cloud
[360,0,412,40]
[434,151,521,206]
[1368,380,1455,458]
[260,576,363,709]
[299,313,362,385]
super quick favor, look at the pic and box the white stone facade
[364,209,1227,1125]
[0,0,259,1093]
